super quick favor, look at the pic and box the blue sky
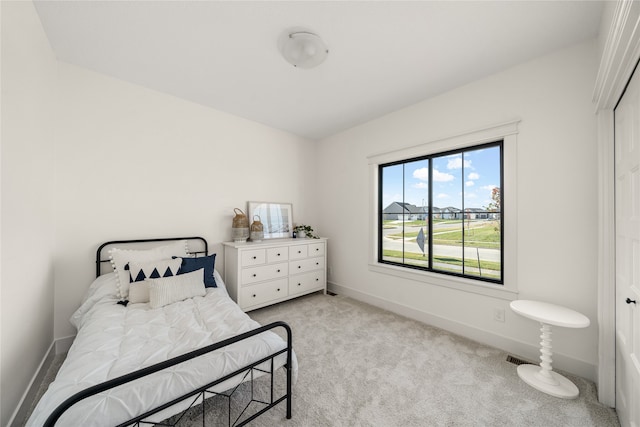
[382,145,500,210]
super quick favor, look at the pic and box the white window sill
[368,262,518,301]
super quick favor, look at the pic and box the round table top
[510,300,590,328]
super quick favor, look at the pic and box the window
[367,120,518,299]
[378,142,503,284]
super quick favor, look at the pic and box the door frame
[593,0,640,407]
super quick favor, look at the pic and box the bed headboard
[96,237,209,277]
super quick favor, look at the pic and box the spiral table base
[516,322,579,399]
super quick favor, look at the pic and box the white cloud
[481,184,497,191]
[412,167,429,181]
[468,172,480,180]
[413,182,428,189]
[436,193,450,199]
[465,180,474,187]
[465,193,478,198]
[447,157,471,170]
[414,166,457,182]
[433,169,455,182]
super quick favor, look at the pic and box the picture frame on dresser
[248,201,293,239]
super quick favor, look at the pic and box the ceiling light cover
[280,31,328,69]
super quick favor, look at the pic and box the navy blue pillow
[176,254,217,288]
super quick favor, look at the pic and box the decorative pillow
[128,258,182,283]
[109,240,189,300]
[128,281,151,304]
[147,268,206,309]
[177,254,217,287]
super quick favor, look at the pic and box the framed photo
[248,202,293,239]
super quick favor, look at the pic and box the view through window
[378,141,503,283]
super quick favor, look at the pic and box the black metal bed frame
[44,237,293,426]
[95,237,209,278]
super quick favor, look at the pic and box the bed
[26,237,296,427]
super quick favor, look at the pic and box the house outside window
[378,141,503,284]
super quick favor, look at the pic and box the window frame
[377,140,504,284]
[367,120,519,301]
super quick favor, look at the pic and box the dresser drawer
[241,279,288,308]
[308,242,325,257]
[289,244,308,259]
[266,246,289,263]
[241,262,288,285]
[289,256,325,274]
[241,249,266,266]
[289,271,325,296]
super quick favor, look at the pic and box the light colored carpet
[25,293,619,426]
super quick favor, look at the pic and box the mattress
[26,271,297,426]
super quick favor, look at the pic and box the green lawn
[381,249,500,271]
[383,219,461,226]
[386,221,501,249]
[381,249,501,279]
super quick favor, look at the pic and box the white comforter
[27,272,297,427]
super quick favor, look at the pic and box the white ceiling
[34,1,604,140]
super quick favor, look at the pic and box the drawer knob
[297,283,301,286]
[316,278,319,281]
[252,274,257,277]
[316,248,319,251]
[298,266,301,269]
[277,253,281,256]
[277,269,281,272]
[252,294,256,298]
[277,288,281,292]
[316,262,319,265]
[298,251,301,254]
[252,256,257,259]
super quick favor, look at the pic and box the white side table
[510,300,590,399]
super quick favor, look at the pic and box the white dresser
[222,238,327,311]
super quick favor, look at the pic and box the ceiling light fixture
[278,30,329,69]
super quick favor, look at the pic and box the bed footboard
[44,321,293,427]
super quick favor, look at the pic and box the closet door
[614,65,640,427]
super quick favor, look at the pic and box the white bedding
[27,271,297,426]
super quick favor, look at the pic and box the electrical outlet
[493,308,505,323]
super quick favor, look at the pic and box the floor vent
[506,355,532,366]
[327,291,337,296]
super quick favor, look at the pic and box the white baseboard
[328,281,597,382]
[8,341,56,427]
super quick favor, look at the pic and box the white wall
[317,40,600,380]
[1,1,58,425]
[52,62,317,339]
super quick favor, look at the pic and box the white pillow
[148,268,206,309]
[109,240,189,300]
[127,258,182,304]
[128,257,182,283]
[128,281,151,304]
